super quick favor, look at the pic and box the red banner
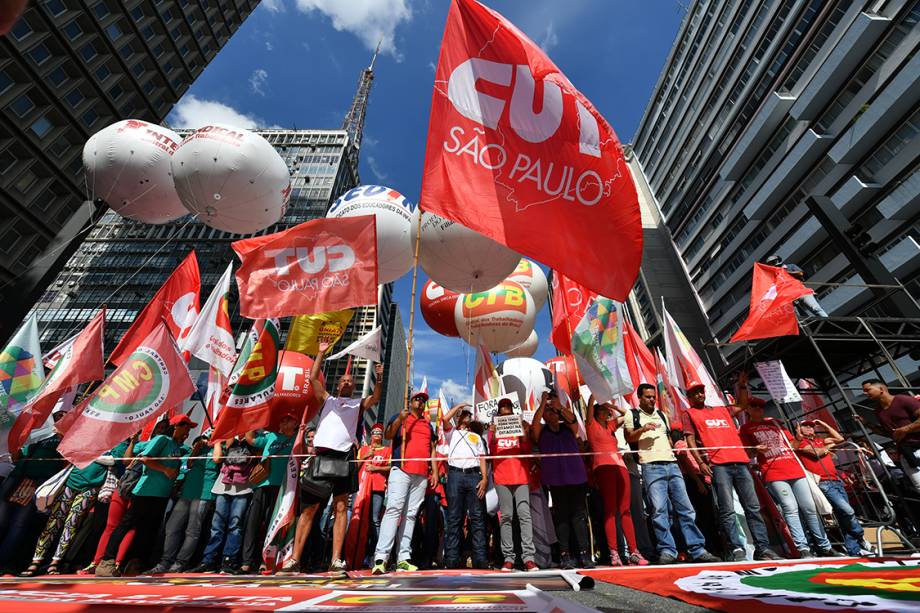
[549,270,596,354]
[232,217,378,319]
[8,309,106,454]
[58,323,195,468]
[730,263,813,343]
[109,251,200,366]
[420,0,642,300]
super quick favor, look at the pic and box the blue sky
[167,0,684,402]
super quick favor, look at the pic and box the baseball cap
[685,380,705,393]
[800,419,817,427]
[411,391,429,402]
[170,414,198,428]
[747,396,767,408]
[371,423,384,434]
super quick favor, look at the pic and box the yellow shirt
[629,408,676,464]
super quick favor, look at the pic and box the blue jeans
[819,480,863,556]
[203,493,251,565]
[711,463,770,552]
[767,478,831,553]
[444,469,487,564]
[642,462,707,558]
[369,491,385,549]
[0,477,37,568]
[374,467,427,563]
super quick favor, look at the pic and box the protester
[681,380,782,561]
[286,342,383,573]
[489,398,538,572]
[585,395,645,566]
[737,390,836,558]
[357,424,391,554]
[862,379,920,490]
[372,391,438,574]
[625,384,719,565]
[796,419,867,556]
[764,255,828,318]
[440,402,488,569]
[96,415,195,577]
[531,390,592,569]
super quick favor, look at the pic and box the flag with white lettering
[181,263,237,376]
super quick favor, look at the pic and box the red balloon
[545,355,584,399]
[269,351,325,430]
[0,0,27,36]
[421,279,460,337]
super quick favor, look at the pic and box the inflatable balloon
[505,330,538,358]
[545,355,584,399]
[506,259,548,311]
[327,185,417,284]
[497,357,553,412]
[82,120,187,224]
[172,124,290,234]
[269,351,325,428]
[455,280,536,353]
[419,213,520,293]
[420,279,460,337]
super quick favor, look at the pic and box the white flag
[182,263,237,376]
[326,325,382,362]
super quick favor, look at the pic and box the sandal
[277,561,300,575]
[47,564,60,575]
[20,563,40,577]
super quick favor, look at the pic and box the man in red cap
[681,378,781,562]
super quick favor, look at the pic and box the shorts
[299,448,358,508]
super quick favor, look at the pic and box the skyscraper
[629,0,919,352]
[0,0,260,344]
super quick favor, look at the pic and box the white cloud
[265,40,274,51]
[439,378,472,405]
[538,21,559,52]
[427,60,436,73]
[249,68,269,96]
[168,95,274,129]
[366,155,389,181]
[294,0,412,58]
[262,0,285,12]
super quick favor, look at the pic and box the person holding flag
[357,424,391,557]
[285,340,383,574]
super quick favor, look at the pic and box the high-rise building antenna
[342,40,381,149]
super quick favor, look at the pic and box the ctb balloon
[455,280,536,353]
[506,259,548,311]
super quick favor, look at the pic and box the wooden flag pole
[402,210,424,460]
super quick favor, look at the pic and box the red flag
[622,320,657,408]
[109,251,200,366]
[58,323,195,468]
[730,263,814,343]
[8,309,106,454]
[232,217,378,319]
[210,319,281,442]
[550,270,596,354]
[420,0,642,300]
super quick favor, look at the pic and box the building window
[30,116,53,138]
[49,137,70,159]
[105,23,122,41]
[10,18,32,40]
[79,42,98,62]
[142,24,155,40]
[65,88,84,108]
[130,6,144,21]
[119,42,135,60]
[63,20,82,40]
[47,66,68,86]
[82,108,99,127]
[95,64,111,82]
[45,0,67,16]
[0,149,17,174]
[14,169,37,194]
[108,83,124,101]
[132,61,144,78]
[28,43,52,66]
[152,43,164,57]
[9,94,34,118]
[93,2,110,19]
[0,70,12,95]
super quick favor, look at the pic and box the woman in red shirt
[488,398,539,572]
[358,424,391,547]
[586,398,646,566]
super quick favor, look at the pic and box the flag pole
[402,210,424,460]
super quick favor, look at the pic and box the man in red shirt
[682,380,781,561]
[863,379,920,491]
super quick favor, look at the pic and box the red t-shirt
[390,413,435,476]
[359,444,391,492]
[738,418,804,482]
[682,405,749,464]
[586,420,625,469]
[490,433,532,486]
[797,437,838,480]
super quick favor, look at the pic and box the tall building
[0,0,260,344]
[629,0,920,354]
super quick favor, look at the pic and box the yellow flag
[285,310,354,355]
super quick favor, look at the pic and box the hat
[411,391,429,402]
[747,396,767,408]
[371,423,384,434]
[170,414,198,428]
[497,398,514,408]
[800,419,817,427]
[685,380,705,393]
[765,254,782,266]
[279,412,299,422]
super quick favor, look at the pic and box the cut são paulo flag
[181,262,237,376]
[730,263,814,343]
[8,309,106,454]
[550,270,597,355]
[109,251,200,366]
[420,0,642,301]
[58,323,195,468]
[232,216,377,319]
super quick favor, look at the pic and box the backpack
[628,408,671,451]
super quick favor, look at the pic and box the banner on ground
[233,217,377,319]
[550,271,597,355]
[571,297,632,404]
[730,263,813,343]
[181,262,236,375]
[755,360,802,405]
[58,323,195,468]
[420,0,642,301]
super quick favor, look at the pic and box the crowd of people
[1,342,917,577]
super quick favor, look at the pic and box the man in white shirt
[440,405,488,569]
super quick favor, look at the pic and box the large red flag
[550,270,597,354]
[109,251,200,366]
[58,323,195,468]
[622,319,657,408]
[420,0,642,300]
[232,217,377,319]
[730,263,814,343]
[7,309,106,453]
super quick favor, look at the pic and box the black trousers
[103,495,169,562]
[548,484,590,556]
[241,485,280,568]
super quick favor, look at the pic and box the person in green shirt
[95,414,196,577]
[240,414,298,573]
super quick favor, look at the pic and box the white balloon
[454,280,536,353]
[327,185,416,284]
[505,330,538,357]
[171,124,290,235]
[496,357,553,412]
[82,120,187,224]
[419,213,520,293]
[506,259,548,311]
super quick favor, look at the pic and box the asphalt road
[553,577,712,613]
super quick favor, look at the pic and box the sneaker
[755,548,783,561]
[501,561,514,572]
[818,547,845,558]
[578,555,596,569]
[167,563,186,573]
[395,560,418,573]
[626,552,649,566]
[609,550,623,567]
[371,560,387,575]
[524,561,540,572]
[692,551,720,564]
[77,564,96,576]
[219,563,240,575]
[329,559,347,572]
[798,548,814,559]
[95,559,119,578]
[730,548,747,562]
[277,561,300,575]
[191,561,219,574]
[145,563,171,575]
[657,552,678,565]
[559,553,576,570]
[121,558,142,576]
